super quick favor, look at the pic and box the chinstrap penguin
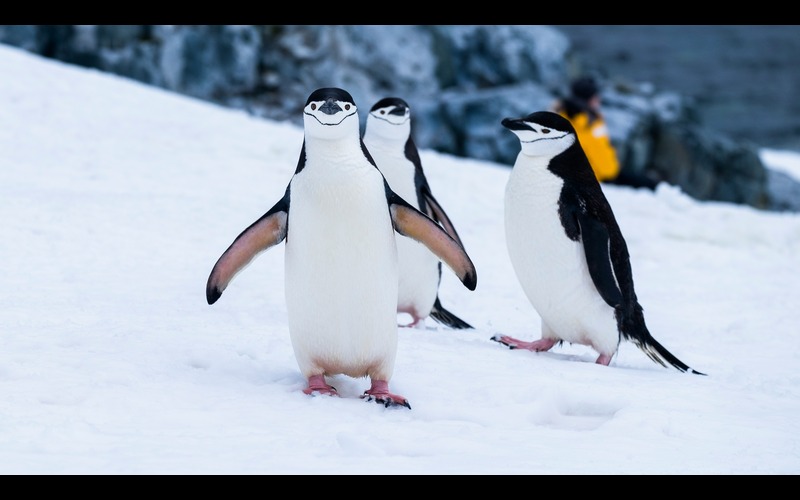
[206,88,478,409]
[364,97,473,330]
[493,110,704,375]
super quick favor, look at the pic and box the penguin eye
[345,104,351,110]
[380,110,385,115]
[310,103,317,110]
[542,128,551,134]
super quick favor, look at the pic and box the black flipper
[576,202,705,375]
[576,211,623,308]
[206,187,290,305]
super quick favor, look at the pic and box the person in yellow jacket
[554,76,657,189]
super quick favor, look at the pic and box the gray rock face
[651,124,769,207]
[413,83,557,165]
[554,25,800,152]
[1,24,795,211]
[159,25,262,100]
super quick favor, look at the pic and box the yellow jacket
[558,110,620,182]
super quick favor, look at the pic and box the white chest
[504,157,616,345]
[367,142,418,207]
[287,158,396,284]
[504,157,573,272]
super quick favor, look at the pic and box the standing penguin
[364,97,473,330]
[492,110,703,374]
[206,88,478,409]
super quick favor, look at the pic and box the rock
[0,24,789,211]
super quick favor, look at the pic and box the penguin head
[303,87,360,140]
[501,111,576,159]
[365,97,411,141]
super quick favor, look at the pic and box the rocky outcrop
[602,83,772,208]
[555,25,800,153]
[1,25,795,211]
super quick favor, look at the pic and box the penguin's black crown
[306,87,355,107]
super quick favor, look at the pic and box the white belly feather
[504,156,619,355]
[285,163,399,380]
[369,144,440,318]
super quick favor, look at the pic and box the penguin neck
[509,153,563,189]
[305,134,365,164]
[515,152,557,173]
[300,137,376,179]
[365,139,405,163]
[364,127,408,151]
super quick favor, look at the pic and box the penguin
[492,110,704,375]
[363,97,473,330]
[206,87,478,409]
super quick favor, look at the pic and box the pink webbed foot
[398,311,425,329]
[595,353,613,366]
[361,380,411,409]
[303,374,339,397]
[491,334,557,352]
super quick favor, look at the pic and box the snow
[1,43,799,475]
[761,148,800,182]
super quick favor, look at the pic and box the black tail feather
[620,305,705,376]
[429,297,473,329]
[632,335,706,376]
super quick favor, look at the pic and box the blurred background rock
[556,25,800,152]
[2,25,798,211]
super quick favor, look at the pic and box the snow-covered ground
[1,44,798,474]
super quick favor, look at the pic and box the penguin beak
[501,117,528,131]
[389,105,408,117]
[319,98,342,115]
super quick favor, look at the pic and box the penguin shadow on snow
[205,88,478,411]
[492,110,705,376]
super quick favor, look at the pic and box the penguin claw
[360,380,411,409]
[491,334,514,349]
[361,392,412,410]
[491,334,556,353]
